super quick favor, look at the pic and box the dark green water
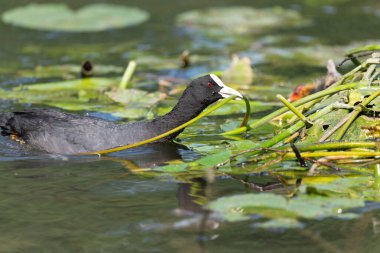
[1,0,380,252]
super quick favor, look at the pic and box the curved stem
[80,96,243,155]
[239,96,251,128]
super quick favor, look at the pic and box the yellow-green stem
[284,151,380,158]
[80,96,240,155]
[119,60,137,89]
[240,96,251,128]
[276,94,313,128]
[287,142,376,152]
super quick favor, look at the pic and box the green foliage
[2,4,149,32]
[196,150,232,167]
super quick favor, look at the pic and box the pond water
[1,0,380,252]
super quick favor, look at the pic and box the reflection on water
[2,155,380,252]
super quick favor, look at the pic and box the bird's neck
[150,95,208,137]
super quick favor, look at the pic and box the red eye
[208,82,214,88]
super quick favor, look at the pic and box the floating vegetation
[134,46,380,227]
[209,193,364,225]
[176,6,309,37]
[2,3,149,32]
[0,77,157,119]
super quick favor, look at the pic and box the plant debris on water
[145,46,380,227]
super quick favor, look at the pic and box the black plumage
[0,74,242,154]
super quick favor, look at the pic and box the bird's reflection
[110,142,197,168]
[109,143,209,213]
[177,177,208,213]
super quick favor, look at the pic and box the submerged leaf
[2,4,149,32]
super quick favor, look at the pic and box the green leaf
[2,4,149,32]
[287,195,364,219]
[209,193,287,222]
[209,193,365,225]
[301,176,380,201]
[229,140,258,152]
[196,150,232,167]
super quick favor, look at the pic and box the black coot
[0,74,242,154]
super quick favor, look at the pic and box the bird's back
[0,109,149,154]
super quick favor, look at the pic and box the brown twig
[290,143,307,167]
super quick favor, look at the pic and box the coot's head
[186,74,243,105]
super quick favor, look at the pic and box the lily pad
[209,193,364,223]
[2,3,149,32]
[176,6,309,36]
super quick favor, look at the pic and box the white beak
[218,85,243,100]
[210,74,243,100]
